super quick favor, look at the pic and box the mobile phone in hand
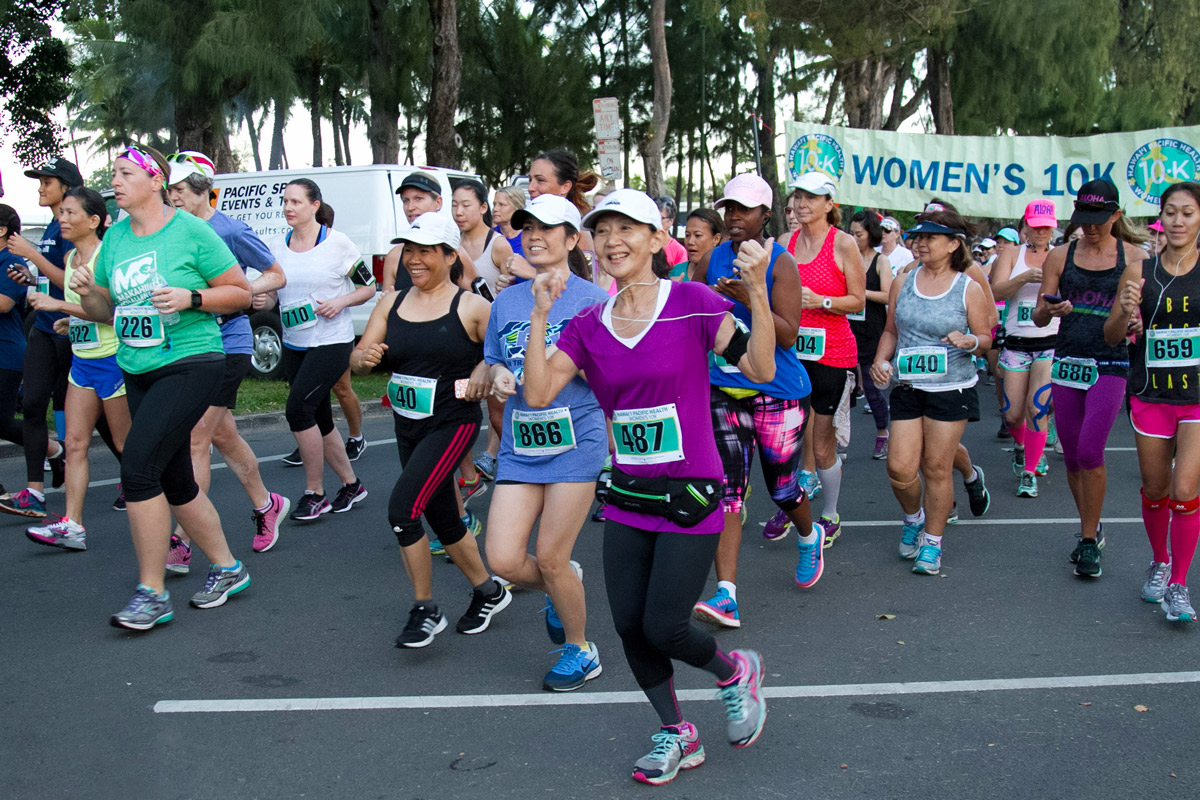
[1042,294,1062,304]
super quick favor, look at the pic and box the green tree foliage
[1,0,72,164]
[1106,0,1200,130]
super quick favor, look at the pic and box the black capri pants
[389,412,480,548]
[121,355,223,504]
[283,342,352,436]
[22,328,71,482]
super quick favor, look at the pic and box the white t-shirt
[883,244,914,274]
[270,227,363,348]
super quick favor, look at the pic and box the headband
[117,146,165,182]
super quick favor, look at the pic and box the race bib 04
[114,305,164,347]
[387,373,437,420]
[511,407,577,457]
[795,326,826,361]
[612,403,684,465]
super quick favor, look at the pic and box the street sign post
[598,139,622,181]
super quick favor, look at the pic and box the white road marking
[842,517,1141,528]
[154,670,1200,714]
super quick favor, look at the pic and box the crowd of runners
[2,146,1198,786]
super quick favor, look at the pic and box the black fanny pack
[596,465,722,528]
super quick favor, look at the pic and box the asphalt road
[2,383,1197,800]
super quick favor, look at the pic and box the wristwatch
[821,296,833,310]
[190,290,203,309]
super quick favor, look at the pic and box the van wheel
[249,310,285,380]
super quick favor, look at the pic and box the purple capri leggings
[1050,375,1127,472]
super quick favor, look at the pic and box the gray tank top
[892,266,978,391]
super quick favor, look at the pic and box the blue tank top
[705,240,811,400]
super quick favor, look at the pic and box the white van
[210,164,482,378]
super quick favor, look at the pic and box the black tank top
[850,253,886,362]
[1130,256,1200,404]
[1054,240,1129,378]
[385,288,483,422]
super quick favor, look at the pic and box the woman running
[689,173,813,631]
[1104,181,1200,622]
[1034,179,1146,577]
[871,208,993,576]
[848,209,893,460]
[655,196,689,269]
[492,185,526,257]
[25,188,129,551]
[990,200,1059,497]
[483,194,609,690]
[777,171,865,546]
[524,189,770,786]
[0,205,27,497]
[72,145,253,630]
[353,212,510,647]
[672,208,724,281]
[270,179,372,521]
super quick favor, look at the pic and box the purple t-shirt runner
[555,279,732,535]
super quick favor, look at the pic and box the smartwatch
[821,296,833,310]
[190,290,203,310]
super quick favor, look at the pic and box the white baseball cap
[980,237,997,248]
[788,171,838,199]
[167,150,216,187]
[510,194,583,232]
[582,189,662,231]
[390,211,461,249]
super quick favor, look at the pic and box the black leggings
[860,362,890,431]
[122,357,223,504]
[283,343,352,436]
[0,368,24,447]
[389,415,479,548]
[22,328,71,482]
[603,521,723,689]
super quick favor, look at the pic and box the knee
[887,465,920,492]
[487,544,525,579]
[209,416,239,450]
[642,615,688,655]
[1169,495,1199,515]
[920,455,953,480]
[64,429,91,458]
[391,521,425,548]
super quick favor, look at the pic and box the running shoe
[591,504,608,523]
[912,542,942,575]
[543,642,602,692]
[428,536,446,556]
[48,445,65,489]
[0,489,46,518]
[996,420,1011,439]
[110,585,174,630]
[965,466,991,517]
[1011,446,1025,476]
[1161,583,1196,623]
[190,561,251,608]
[899,519,924,559]
[739,484,752,527]
[281,447,302,467]
[166,535,191,575]
[542,560,583,643]
[395,603,447,648]
[252,492,290,553]
[458,474,488,507]
[1070,524,1106,563]
[693,587,741,628]
[717,649,767,748]
[873,435,889,460]
[330,480,367,513]
[818,515,841,549]
[632,723,705,786]
[1054,439,1064,455]
[862,400,871,414]
[473,452,497,481]
[344,435,366,462]
[1035,453,1049,477]
[112,484,126,512]
[1073,539,1102,578]
[947,503,959,524]
[1046,416,1058,448]
[762,508,792,541]
[794,525,824,588]
[456,580,512,634]
[798,470,821,501]
[463,511,482,539]
[628,724,700,786]
[26,517,86,551]
[291,491,331,520]
[1016,472,1038,498]
[1141,562,1172,603]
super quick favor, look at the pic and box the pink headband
[116,146,165,181]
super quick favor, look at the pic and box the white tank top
[472,231,501,293]
[1003,244,1059,338]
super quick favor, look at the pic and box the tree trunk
[673,133,683,213]
[269,93,289,170]
[309,58,323,167]
[639,0,672,196]
[754,44,783,237]
[425,0,462,168]
[245,105,263,171]
[177,101,235,173]
[926,44,955,134]
[340,104,352,165]
[841,56,893,129]
[404,115,416,164]
[686,129,694,212]
[619,2,630,185]
[823,68,841,125]
[331,85,345,166]
[367,0,400,163]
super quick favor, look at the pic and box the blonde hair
[495,185,526,211]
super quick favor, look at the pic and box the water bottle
[150,272,181,326]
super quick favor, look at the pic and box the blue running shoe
[543,642,603,692]
[794,525,824,588]
[428,536,446,556]
[899,519,924,559]
[798,470,821,501]
[543,598,565,644]
[693,587,741,628]
[0,488,46,518]
[912,543,942,575]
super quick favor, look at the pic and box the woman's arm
[1032,246,1070,327]
[865,253,893,305]
[944,280,993,355]
[869,271,907,386]
[350,292,398,374]
[68,263,115,323]
[524,271,583,408]
[989,248,1039,301]
[1104,260,1145,346]
[713,238,776,383]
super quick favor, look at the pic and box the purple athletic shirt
[555,280,732,534]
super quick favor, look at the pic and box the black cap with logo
[396,172,441,197]
[1070,179,1120,226]
[24,157,84,188]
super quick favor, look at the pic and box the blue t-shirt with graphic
[33,218,74,336]
[207,210,275,356]
[484,272,608,483]
[0,250,27,371]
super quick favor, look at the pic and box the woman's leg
[533,482,595,645]
[1168,424,1200,587]
[485,483,546,587]
[20,329,65,490]
[0,368,24,447]
[62,385,103,524]
[886,418,925,517]
[1022,359,1053,473]
[1000,362,1030,440]
[919,417,969,537]
[710,390,755,585]
[332,368,362,440]
[861,369,890,434]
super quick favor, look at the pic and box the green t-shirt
[94,210,237,374]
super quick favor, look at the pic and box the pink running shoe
[166,534,191,575]
[252,492,291,553]
[762,509,793,541]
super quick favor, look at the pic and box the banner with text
[784,122,1200,219]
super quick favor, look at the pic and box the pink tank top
[789,227,857,368]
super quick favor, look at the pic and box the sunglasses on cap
[116,145,165,181]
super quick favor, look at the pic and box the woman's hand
[505,254,536,281]
[531,270,565,314]
[800,286,825,309]
[463,360,492,401]
[869,359,893,387]
[1119,278,1144,316]
[943,330,978,351]
[52,317,69,336]
[491,365,517,401]
[1022,267,1044,284]
[68,264,95,297]
[1045,298,1074,317]
[5,234,36,261]
[714,276,750,306]
[316,296,346,318]
[151,285,190,315]
[355,342,388,372]
[7,262,33,286]
[27,291,59,312]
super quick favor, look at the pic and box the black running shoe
[344,436,366,462]
[964,466,991,517]
[290,492,330,521]
[396,603,447,648]
[1070,524,1106,563]
[996,421,1011,439]
[281,447,303,467]
[1073,539,1102,578]
[330,480,367,513]
[456,580,513,634]
[112,484,126,512]
[48,445,65,489]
